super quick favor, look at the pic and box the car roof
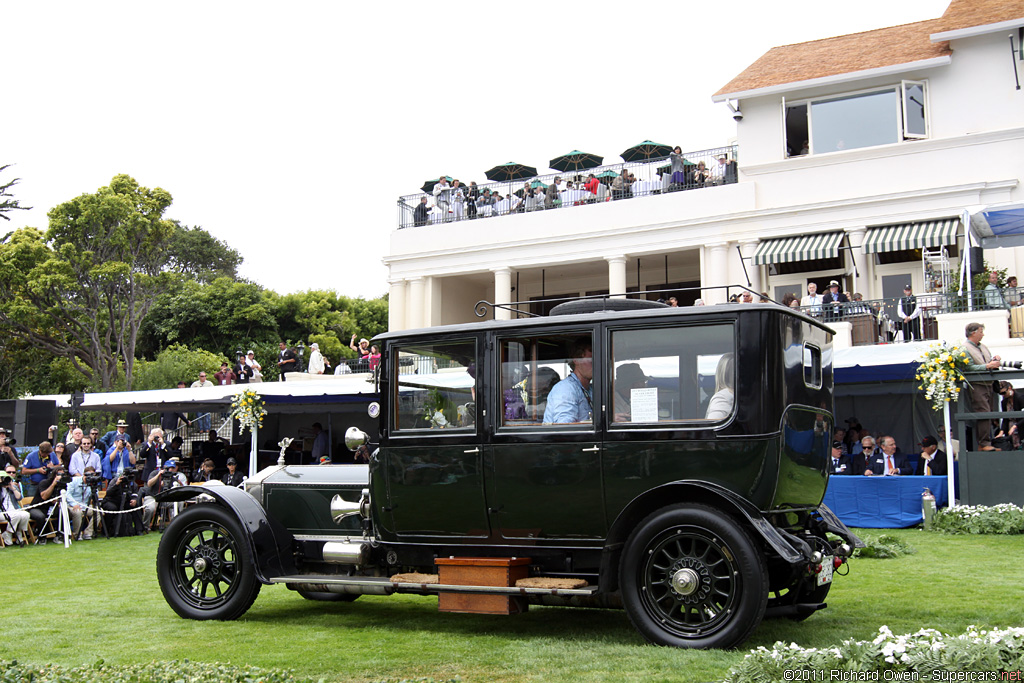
[374,302,831,343]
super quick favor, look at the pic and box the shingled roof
[715,0,1024,100]
[934,0,1024,34]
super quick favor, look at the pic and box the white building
[385,0,1024,332]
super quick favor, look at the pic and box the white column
[406,277,425,330]
[606,255,627,299]
[704,242,729,304]
[847,228,871,299]
[738,239,761,295]
[388,279,407,332]
[491,267,513,320]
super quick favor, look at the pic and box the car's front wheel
[620,504,767,649]
[157,505,261,620]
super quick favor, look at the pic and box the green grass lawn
[3,528,1022,682]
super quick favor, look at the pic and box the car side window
[391,339,477,432]
[610,324,735,424]
[498,332,594,428]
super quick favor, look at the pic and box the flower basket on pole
[231,389,267,478]
[915,343,970,508]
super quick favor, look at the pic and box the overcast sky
[3,0,950,299]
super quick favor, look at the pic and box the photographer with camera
[1,464,30,546]
[69,436,101,476]
[33,462,71,543]
[102,465,144,536]
[142,458,187,528]
[21,441,59,498]
[139,428,169,482]
[0,428,20,470]
[102,435,136,486]
[66,465,97,540]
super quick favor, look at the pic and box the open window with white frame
[784,80,929,158]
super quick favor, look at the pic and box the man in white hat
[821,280,849,322]
[307,342,328,375]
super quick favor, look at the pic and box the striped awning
[752,231,844,265]
[862,218,959,254]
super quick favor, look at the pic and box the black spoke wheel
[621,504,767,649]
[157,506,261,620]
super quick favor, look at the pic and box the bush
[931,503,1024,534]
[853,534,916,559]
[0,659,317,683]
[724,625,1024,682]
[132,343,227,391]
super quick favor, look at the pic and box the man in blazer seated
[828,440,852,475]
[864,435,913,476]
[916,436,947,476]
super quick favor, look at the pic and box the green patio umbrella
[531,180,549,189]
[421,176,453,194]
[620,140,673,162]
[549,150,604,173]
[484,161,539,182]
[596,170,618,179]
[657,158,695,175]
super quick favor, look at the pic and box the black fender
[815,502,865,548]
[156,485,297,583]
[602,480,808,592]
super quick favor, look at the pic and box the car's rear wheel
[620,504,767,649]
[157,505,261,620]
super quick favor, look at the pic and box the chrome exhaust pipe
[323,540,369,566]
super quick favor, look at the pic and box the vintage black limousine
[156,298,861,649]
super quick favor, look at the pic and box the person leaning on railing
[961,322,1003,451]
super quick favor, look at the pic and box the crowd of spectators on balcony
[409,153,738,228]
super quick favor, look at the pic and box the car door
[381,335,490,539]
[486,326,607,541]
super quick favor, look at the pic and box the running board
[269,574,599,597]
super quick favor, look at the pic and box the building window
[785,81,928,157]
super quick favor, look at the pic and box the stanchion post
[943,400,956,509]
[249,426,258,479]
[59,489,72,547]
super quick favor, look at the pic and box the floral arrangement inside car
[230,389,266,433]
[916,342,970,411]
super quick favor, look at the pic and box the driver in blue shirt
[543,341,594,424]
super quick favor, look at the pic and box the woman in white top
[705,353,734,421]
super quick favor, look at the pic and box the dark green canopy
[421,176,454,194]
[484,162,538,182]
[549,150,604,173]
[620,140,673,162]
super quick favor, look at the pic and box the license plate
[817,557,834,586]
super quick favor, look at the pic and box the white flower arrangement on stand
[915,342,971,411]
[230,389,267,433]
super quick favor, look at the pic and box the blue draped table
[822,475,949,528]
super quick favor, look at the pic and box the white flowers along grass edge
[725,625,1024,682]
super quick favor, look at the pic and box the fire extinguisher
[922,487,936,529]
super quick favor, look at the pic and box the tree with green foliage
[140,276,278,357]
[0,175,175,390]
[131,343,228,392]
[0,164,30,221]
[166,221,242,282]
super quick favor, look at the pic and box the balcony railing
[793,290,1024,345]
[396,144,738,230]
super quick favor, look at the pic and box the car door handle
[464,447,480,454]
[582,445,600,452]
